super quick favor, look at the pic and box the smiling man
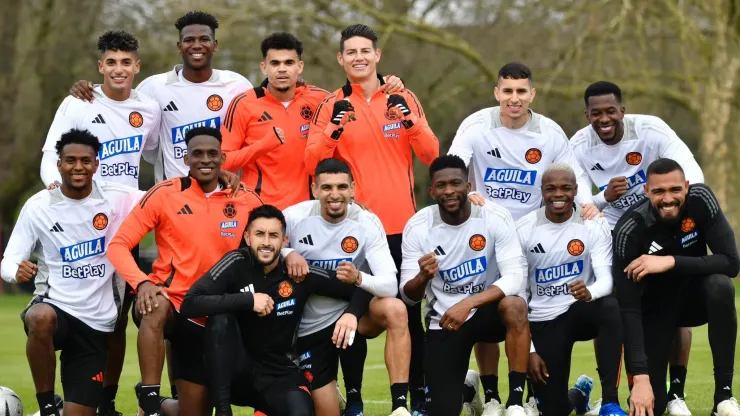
[613,158,739,416]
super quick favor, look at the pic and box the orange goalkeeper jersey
[108,176,263,317]
[306,76,439,235]
[221,81,329,210]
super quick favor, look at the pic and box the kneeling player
[283,158,411,416]
[517,163,626,416]
[401,155,530,416]
[180,205,368,416]
[1,130,144,416]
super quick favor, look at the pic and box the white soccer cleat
[715,398,740,416]
[504,405,527,416]
[482,399,505,416]
[585,399,602,416]
[523,396,539,416]
[462,369,485,416]
[389,407,412,416]
[667,395,691,416]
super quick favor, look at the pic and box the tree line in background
[1,0,739,235]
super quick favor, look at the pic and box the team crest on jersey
[207,94,223,111]
[681,217,695,233]
[341,236,359,253]
[384,108,400,120]
[278,281,293,297]
[469,234,486,251]
[223,203,237,218]
[129,111,144,128]
[567,239,585,256]
[92,213,108,230]
[525,148,542,164]
[626,152,642,165]
[300,105,313,120]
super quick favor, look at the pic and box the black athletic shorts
[231,371,312,413]
[21,299,108,408]
[297,322,356,391]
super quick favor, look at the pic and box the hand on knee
[499,297,528,332]
[139,301,170,331]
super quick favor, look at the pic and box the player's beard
[251,245,280,267]
[438,193,468,216]
[655,200,684,224]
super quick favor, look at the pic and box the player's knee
[205,313,237,338]
[499,296,528,331]
[381,298,408,329]
[598,296,621,323]
[139,302,170,329]
[24,304,57,334]
[705,274,734,307]
[284,389,315,416]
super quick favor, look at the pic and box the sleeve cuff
[592,191,608,210]
[280,247,295,258]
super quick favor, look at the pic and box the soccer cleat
[523,397,539,416]
[337,384,347,412]
[666,394,691,416]
[504,405,527,416]
[598,402,627,416]
[410,408,427,416]
[585,399,602,416]
[389,408,412,416]
[715,398,740,416]
[31,394,64,416]
[462,370,485,416]
[343,400,364,416]
[572,375,594,415]
[482,399,505,416]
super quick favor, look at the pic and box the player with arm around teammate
[517,163,626,416]
[613,158,739,416]
[400,155,530,416]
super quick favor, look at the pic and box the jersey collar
[180,175,229,197]
[341,73,385,98]
[255,78,307,101]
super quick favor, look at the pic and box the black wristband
[402,119,415,129]
[330,128,343,140]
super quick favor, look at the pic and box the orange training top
[221,80,329,210]
[108,176,263,320]
[305,76,439,235]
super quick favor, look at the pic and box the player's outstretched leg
[205,313,243,416]
[98,291,133,416]
[24,303,60,416]
[590,296,626,416]
[499,296,530,416]
[405,301,426,414]
[339,333,367,415]
[666,327,692,416]
[134,296,172,416]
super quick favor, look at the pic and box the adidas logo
[177,204,193,215]
[487,148,502,158]
[91,372,104,382]
[163,101,179,111]
[591,163,605,171]
[49,222,64,232]
[723,386,731,391]
[434,245,446,256]
[530,243,546,254]
[92,114,106,124]
[240,284,254,293]
[147,392,158,397]
[258,111,273,122]
[671,378,681,384]
[397,396,406,400]
[299,235,314,245]
[648,241,662,254]
[514,386,523,392]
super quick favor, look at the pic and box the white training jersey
[570,114,703,228]
[283,201,398,337]
[516,207,613,322]
[400,201,523,330]
[41,87,161,188]
[136,65,252,180]
[449,107,590,221]
[0,181,145,332]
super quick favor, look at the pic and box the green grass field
[1,288,739,416]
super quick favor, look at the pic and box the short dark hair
[646,158,685,177]
[247,204,287,233]
[55,129,101,156]
[174,11,218,37]
[315,158,353,181]
[340,24,378,52]
[261,32,303,59]
[429,154,467,180]
[184,126,222,146]
[97,30,139,54]
[498,62,532,83]
[584,81,622,106]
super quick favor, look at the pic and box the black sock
[506,372,527,408]
[481,374,501,403]
[410,386,426,409]
[715,375,733,405]
[139,384,161,415]
[37,391,58,416]
[390,383,409,410]
[668,365,687,399]
[463,384,477,404]
[99,384,119,412]
[340,334,366,407]
[170,384,178,400]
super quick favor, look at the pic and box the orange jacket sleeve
[108,182,166,290]
[222,130,283,172]
[220,94,282,172]
[305,95,340,174]
[403,90,439,166]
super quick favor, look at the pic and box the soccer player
[38,30,160,416]
[400,154,530,416]
[448,62,598,416]
[106,127,282,416]
[180,204,371,416]
[306,24,439,413]
[1,129,145,416]
[220,32,405,210]
[570,81,705,415]
[69,11,253,181]
[517,163,626,416]
[283,158,410,416]
[613,158,739,416]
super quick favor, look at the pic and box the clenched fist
[253,293,275,317]
[418,253,439,281]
